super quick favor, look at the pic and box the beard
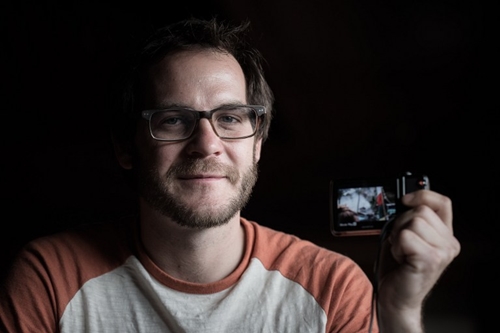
[136,153,259,229]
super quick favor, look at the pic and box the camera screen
[336,185,397,228]
[330,178,400,235]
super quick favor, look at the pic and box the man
[0,17,460,332]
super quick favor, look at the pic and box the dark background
[1,1,497,332]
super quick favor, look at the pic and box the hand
[376,190,461,332]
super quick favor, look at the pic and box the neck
[139,203,245,284]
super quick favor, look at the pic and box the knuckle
[413,205,432,216]
[438,239,461,265]
[439,194,452,207]
[451,238,461,256]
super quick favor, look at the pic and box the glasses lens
[147,106,259,141]
[213,106,258,138]
[150,109,196,140]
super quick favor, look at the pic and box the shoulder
[241,218,374,330]
[0,216,137,332]
[242,218,368,283]
[22,217,133,267]
[3,215,136,298]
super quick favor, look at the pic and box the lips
[167,159,239,185]
[179,174,226,180]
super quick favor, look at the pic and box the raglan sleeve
[0,241,62,333]
[321,254,380,333]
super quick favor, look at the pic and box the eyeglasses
[141,105,266,141]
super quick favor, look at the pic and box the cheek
[230,142,258,168]
[142,145,181,172]
[135,131,178,171]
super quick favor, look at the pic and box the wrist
[377,302,423,333]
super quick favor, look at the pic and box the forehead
[142,49,247,109]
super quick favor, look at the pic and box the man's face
[129,49,262,229]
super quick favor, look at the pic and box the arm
[0,246,60,333]
[376,190,461,332]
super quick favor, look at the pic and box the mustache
[166,159,240,184]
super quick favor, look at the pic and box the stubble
[137,153,258,229]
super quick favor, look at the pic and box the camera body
[329,172,430,237]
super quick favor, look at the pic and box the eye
[214,107,251,125]
[217,113,241,124]
[153,111,191,128]
[160,115,183,125]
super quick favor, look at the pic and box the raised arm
[376,190,461,332]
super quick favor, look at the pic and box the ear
[254,138,263,163]
[111,134,133,170]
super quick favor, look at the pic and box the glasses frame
[141,105,266,142]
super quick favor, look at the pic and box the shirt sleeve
[0,241,61,333]
[0,222,131,333]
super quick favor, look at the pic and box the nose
[184,118,223,157]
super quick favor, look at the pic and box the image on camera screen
[336,186,396,227]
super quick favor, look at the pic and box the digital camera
[329,172,430,236]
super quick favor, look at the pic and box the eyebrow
[154,103,192,110]
[153,101,248,111]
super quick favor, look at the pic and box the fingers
[389,190,461,267]
[390,215,460,270]
[390,224,430,268]
[401,189,453,230]
[390,205,449,247]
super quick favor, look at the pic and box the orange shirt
[0,217,377,332]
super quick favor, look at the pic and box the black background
[1,1,498,332]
